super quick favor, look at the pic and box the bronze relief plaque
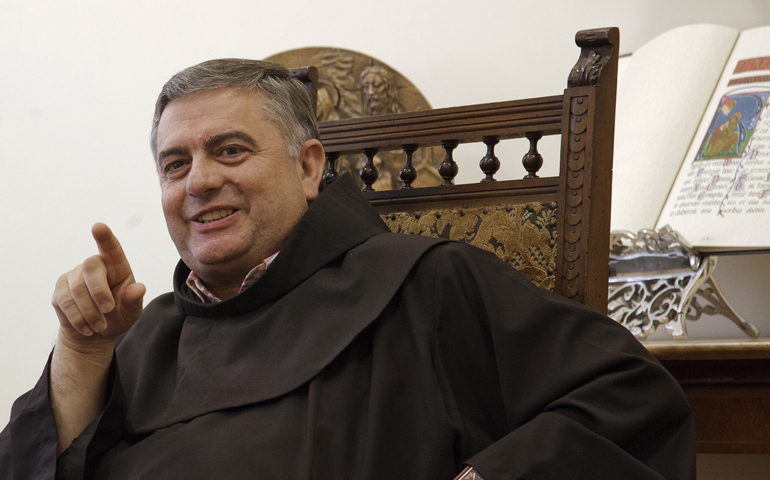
[266,47,442,189]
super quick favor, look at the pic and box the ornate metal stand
[608,226,761,339]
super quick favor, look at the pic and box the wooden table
[646,340,770,454]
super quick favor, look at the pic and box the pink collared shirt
[185,252,279,303]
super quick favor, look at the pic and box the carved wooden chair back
[317,28,619,314]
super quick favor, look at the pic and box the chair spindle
[322,151,340,186]
[480,136,500,182]
[522,132,543,179]
[439,140,459,185]
[400,144,418,189]
[360,147,379,192]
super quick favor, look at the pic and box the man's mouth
[197,209,234,224]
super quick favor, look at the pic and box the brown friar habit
[1,174,695,479]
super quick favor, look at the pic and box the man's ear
[297,139,325,202]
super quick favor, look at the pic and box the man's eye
[165,160,185,172]
[162,160,188,177]
[221,146,244,156]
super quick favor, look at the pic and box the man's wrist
[52,333,115,396]
[55,329,115,360]
[454,466,485,480]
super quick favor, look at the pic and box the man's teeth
[197,209,234,223]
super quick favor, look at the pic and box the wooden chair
[313,29,770,456]
[319,27,619,315]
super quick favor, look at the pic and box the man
[0,59,695,479]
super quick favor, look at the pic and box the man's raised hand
[50,223,145,454]
[52,223,145,349]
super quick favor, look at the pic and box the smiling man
[0,59,695,480]
[156,86,322,300]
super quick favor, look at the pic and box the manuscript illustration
[696,92,769,161]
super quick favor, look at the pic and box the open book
[612,25,770,252]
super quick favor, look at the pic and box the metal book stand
[607,226,761,340]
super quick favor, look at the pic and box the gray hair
[150,59,319,160]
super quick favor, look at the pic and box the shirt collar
[185,251,279,303]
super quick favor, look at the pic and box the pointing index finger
[91,223,133,287]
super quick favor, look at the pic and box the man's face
[155,87,322,289]
[362,73,388,113]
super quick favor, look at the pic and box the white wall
[2,1,769,474]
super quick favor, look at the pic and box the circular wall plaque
[266,47,442,189]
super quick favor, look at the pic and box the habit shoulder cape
[1,175,695,479]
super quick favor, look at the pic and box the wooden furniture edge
[554,27,619,314]
[645,340,770,454]
[645,340,770,361]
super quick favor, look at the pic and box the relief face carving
[360,66,402,116]
[266,47,443,189]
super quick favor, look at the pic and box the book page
[611,25,739,233]
[657,26,770,250]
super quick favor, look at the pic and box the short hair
[150,59,319,160]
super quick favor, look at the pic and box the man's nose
[186,156,224,197]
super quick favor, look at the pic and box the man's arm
[432,243,695,479]
[50,223,145,455]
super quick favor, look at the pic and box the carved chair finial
[568,27,619,88]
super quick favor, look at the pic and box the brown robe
[1,175,695,479]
